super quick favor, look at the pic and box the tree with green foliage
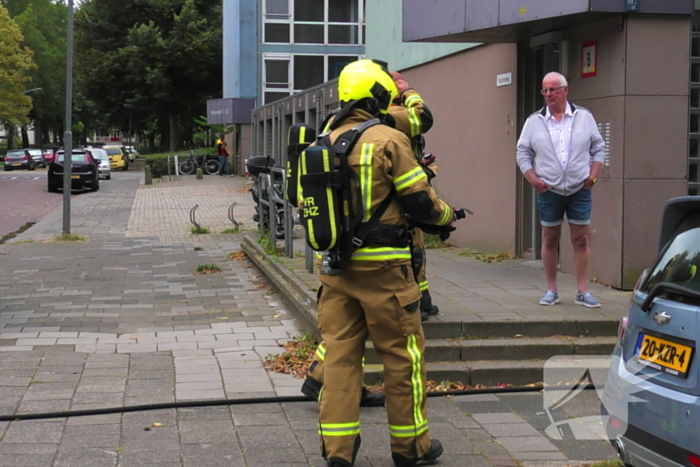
[75,0,222,152]
[12,0,67,147]
[0,3,36,130]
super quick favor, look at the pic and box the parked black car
[3,149,37,171]
[48,149,100,193]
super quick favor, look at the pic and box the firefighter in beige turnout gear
[387,71,440,322]
[308,59,452,467]
[302,73,439,410]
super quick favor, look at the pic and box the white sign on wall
[497,72,512,87]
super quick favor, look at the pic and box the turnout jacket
[389,89,433,141]
[315,108,453,267]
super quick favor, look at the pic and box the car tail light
[617,316,628,341]
[609,416,620,429]
[628,268,649,308]
[22,155,28,160]
[688,453,700,467]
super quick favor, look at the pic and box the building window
[266,0,288,18]
[329,25,358,44]
[263,0,364,45]
[294,24,324,44]
[328,56,355,79]
[329,0,359,22]
[264,0,290,44]
[294,55,325,90]
[263,56,292,104]
[294,0,324,22]
[265,23,290,43]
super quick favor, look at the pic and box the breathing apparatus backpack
[299,118,397,275]
[285,124,317,206]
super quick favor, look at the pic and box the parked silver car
[86,148,111,180]
[26,149,47,168]
[602,196,700,467]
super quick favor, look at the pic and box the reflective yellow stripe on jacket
[407,107,421,138]
[393,167,427,192]
[315,343,326,361]
[351,247,411,261]
[359,143,374,222]
[437,205,453,226]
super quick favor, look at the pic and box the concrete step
[422,319,619,339]
[364,355,613,387]
[364,336,618,364]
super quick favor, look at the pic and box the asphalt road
[0,168,61,240]
[0,158,143,240]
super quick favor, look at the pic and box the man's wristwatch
[589,176,598,184]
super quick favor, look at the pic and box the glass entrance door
[516,42,560,259]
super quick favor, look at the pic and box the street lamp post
[63,0,74,235]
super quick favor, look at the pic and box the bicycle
[178,148,220,175]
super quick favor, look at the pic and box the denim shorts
[537,188,592,227]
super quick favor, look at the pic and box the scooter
[246,156,286,239]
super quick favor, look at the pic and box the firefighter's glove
[414,223,457,241]
[421,152,436,167]
[453,208,473,220]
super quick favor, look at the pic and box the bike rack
[255,167,294,258]
[228,202,239,230]
[189,204,202,233]
[270,167,294,258]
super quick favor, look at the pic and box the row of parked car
[2,145,139,193]
[2,145,138,172]
[2,148,48,170]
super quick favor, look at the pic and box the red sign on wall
[581,41,597,78]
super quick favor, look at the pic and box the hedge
[145,149,213,178]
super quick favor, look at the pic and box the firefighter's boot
[301,374,323,401]
[392,439,444,467]
[419,290,439,321]
[360,387,385,407]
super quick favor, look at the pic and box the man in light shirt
[516,71,605,308]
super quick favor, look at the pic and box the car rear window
[105,148,122,156]
[57,153,88,163]
[6,150,24,157]
[28,149,42,156]
[642,227,700,295]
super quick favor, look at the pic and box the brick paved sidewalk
[0,172,618,466]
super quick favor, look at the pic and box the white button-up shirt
[545,103,573,168]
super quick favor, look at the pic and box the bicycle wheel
[179,160,195,175]
[204,158,220,175]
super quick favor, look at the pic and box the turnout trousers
[317,262,431,464]
[411,229,428,294]
[306,229,433,387]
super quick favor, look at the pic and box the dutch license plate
[12,163,21,166]
[635,333,694,377]
[71,175,80,179]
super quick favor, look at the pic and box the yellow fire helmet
[338,59,398,114]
